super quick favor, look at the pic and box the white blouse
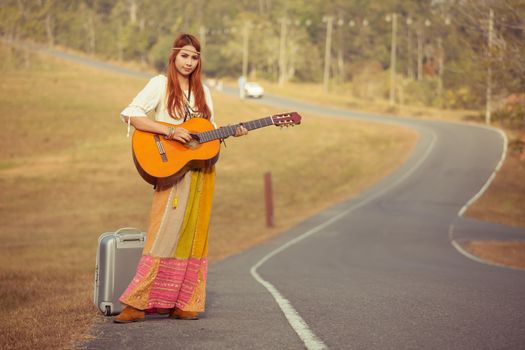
[120,74,215,136]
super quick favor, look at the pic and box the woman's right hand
[168,127,192,144]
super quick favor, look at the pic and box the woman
[114,33,247,323]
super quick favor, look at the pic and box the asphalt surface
[28,44,525,349]
[84,93,525,349]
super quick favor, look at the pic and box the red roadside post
[264,172,274,227]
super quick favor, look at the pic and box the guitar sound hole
[186,139,200,150]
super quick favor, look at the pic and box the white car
[244,82,264,98]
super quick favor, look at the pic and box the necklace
[181,81,204,120]
[182,79,192,121]
[183,88,194,121]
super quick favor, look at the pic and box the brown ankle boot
[113,306,145,323]
[156,308,171,315]
[169,308,199,320]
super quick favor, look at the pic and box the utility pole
[417,28,423,81]
[485,8,494,125]
[323,16,333,94]
[437,37,444,107]
[337,19,345,83]
[389,13,397,106]
[128,0,137,24]
[278,18,288,86]
[45,11,54,47]
[242,21,250,78]
[416,20,431,82]
[199,25,206,61]
[117,24,123,61]
[406,18,414,80]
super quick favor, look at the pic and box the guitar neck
[196,117,274,143]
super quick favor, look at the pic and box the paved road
[29,44,524,349]
[85,94,525,349]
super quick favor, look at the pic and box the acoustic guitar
[132,112,302,187]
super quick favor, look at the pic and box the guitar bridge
[154,135,168,162]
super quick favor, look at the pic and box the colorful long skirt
[119,167,215,312]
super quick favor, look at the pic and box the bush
[350,61,387,100]
[147,35,173,72]
[403,79,439,107]
[443,87,475,109]
[494,96,525,128]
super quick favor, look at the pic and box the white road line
[449,225,524,271]
[448,126,516,268]
[450,239,507,268]
[458,126,508,217]
[250,127,437,350]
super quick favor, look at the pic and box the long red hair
[166,34,211,120]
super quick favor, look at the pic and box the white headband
[172,47,200,55]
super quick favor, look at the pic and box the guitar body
[132,118,220,187]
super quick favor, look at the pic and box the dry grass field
[0,44,417,349]
[463,240,525,270]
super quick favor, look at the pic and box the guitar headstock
[271,112,302,128]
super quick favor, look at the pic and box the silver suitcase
[93,227,146,316]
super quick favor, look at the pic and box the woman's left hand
[234,125,248,137]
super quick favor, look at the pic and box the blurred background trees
[1,0,523,125]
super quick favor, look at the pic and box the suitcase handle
[114,227,145,242]
[114,227,141,236]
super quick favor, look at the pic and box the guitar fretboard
[196,117,274,143]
